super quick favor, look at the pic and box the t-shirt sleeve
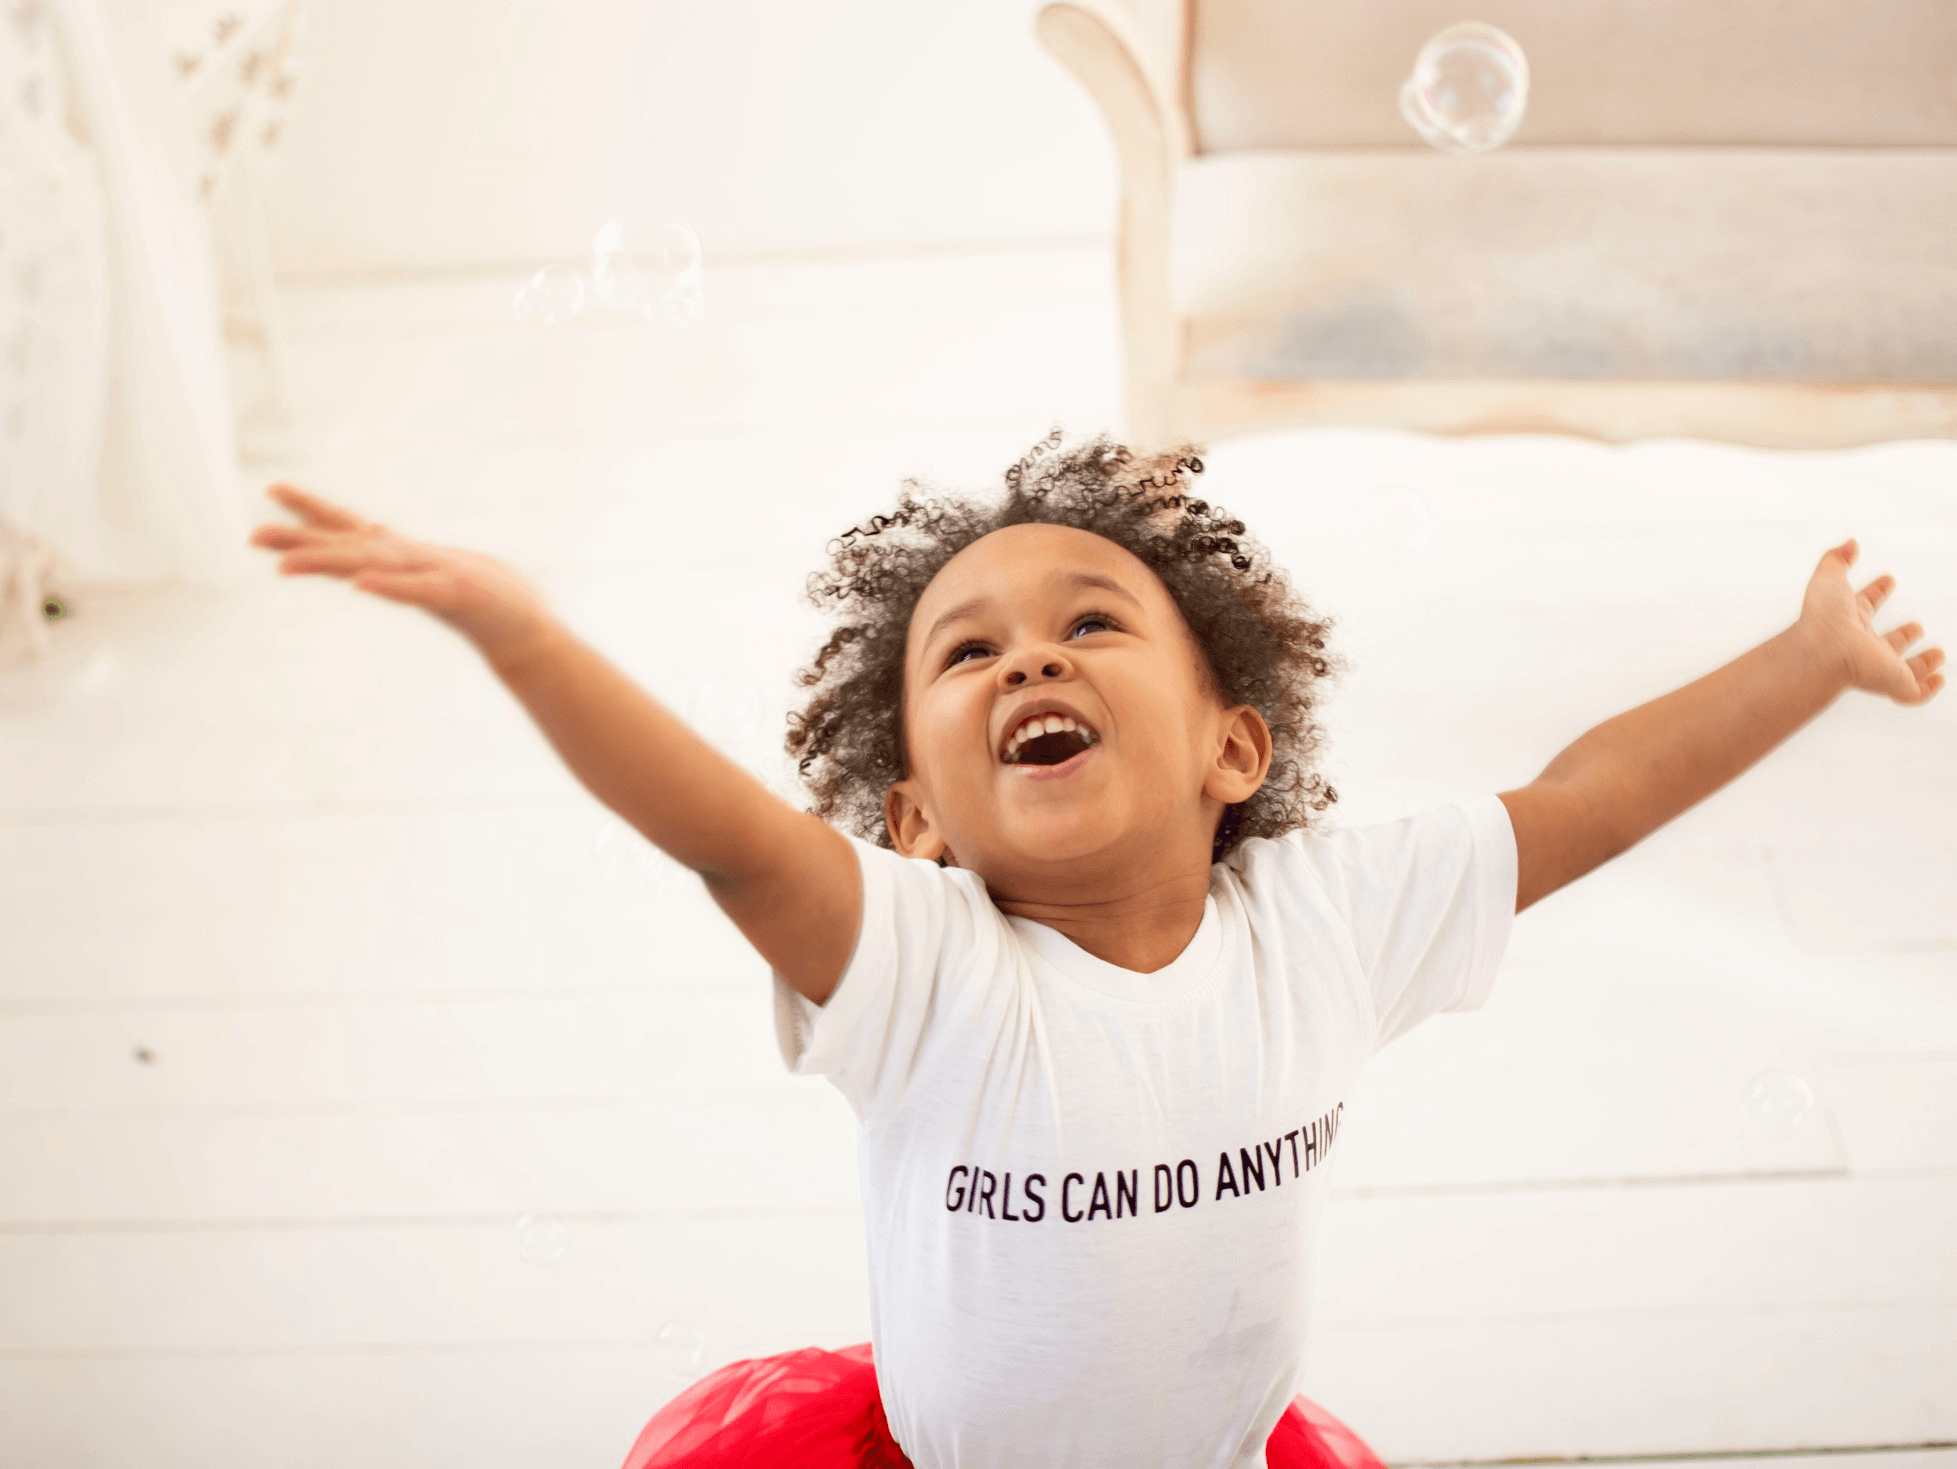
[1286,794,1518,1051]
[771,835,982,1124]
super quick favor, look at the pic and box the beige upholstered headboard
[1190,0,1957,151]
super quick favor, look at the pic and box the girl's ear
[1204,704,1272,806]
[885,780,950,862]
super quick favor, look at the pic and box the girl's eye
[1070,615,1114,638]
[947,644,990,667]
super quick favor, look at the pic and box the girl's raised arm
[249,484,859,1006]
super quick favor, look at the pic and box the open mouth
[1000,711,1099,767]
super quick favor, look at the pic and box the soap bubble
[652,277,706,330]
[1399,22,1529,154]
[655,1319,707,1377]
[1743,1071,1815,1141]
[1353,485,1434,563]
[590,814,678,899]
[591,219,704,326]
[686,680,777,773]
[592,219,695,306]
[512,265,587,328]
[591,249,654,312]
[515,1210,569,1266]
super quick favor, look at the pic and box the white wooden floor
[2,247,1953,1468]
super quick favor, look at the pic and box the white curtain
[0,0,246,666]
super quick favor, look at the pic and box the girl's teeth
[1003,714,1096,761]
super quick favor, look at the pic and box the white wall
[262,0,1117,278]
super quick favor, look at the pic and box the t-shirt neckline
[1005,889,1226,1006]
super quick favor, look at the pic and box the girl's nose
[999,643,1073,687]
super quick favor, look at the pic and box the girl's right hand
[249,484,559,667]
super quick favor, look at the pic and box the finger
[1828,538,1858,568]
[1895,647,1947,703]
[1882,620,1924,653]
[249,525,325,551]
[353,569,453,608]
[266,484,367,533]
[1857,574,1897,612]
[280,544,430,578]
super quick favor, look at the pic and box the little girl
[250,431,1942,1468]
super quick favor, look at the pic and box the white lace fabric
[0,0,302,667]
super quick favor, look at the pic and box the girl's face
[886,523,1271,890]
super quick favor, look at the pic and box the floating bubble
[685,681,778,774]
[652,278,706,330]
[512,265,587,328]
[592,220,700,301]
[592,220,704,327]
[1743,1070,1815,1141]
[591,252,655,313]
[590,814,678,899]
[1352,485,1434,563]
[1399,22,1528,155]
[515,1210,569,1266]
[655,1319,707,1377]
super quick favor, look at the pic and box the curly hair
[786,430,1348,862]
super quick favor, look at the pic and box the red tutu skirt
[621,1344,1386,1469]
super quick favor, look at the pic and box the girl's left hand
[1798,539,1945,705]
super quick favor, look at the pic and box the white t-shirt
[773,795,1517,1469]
